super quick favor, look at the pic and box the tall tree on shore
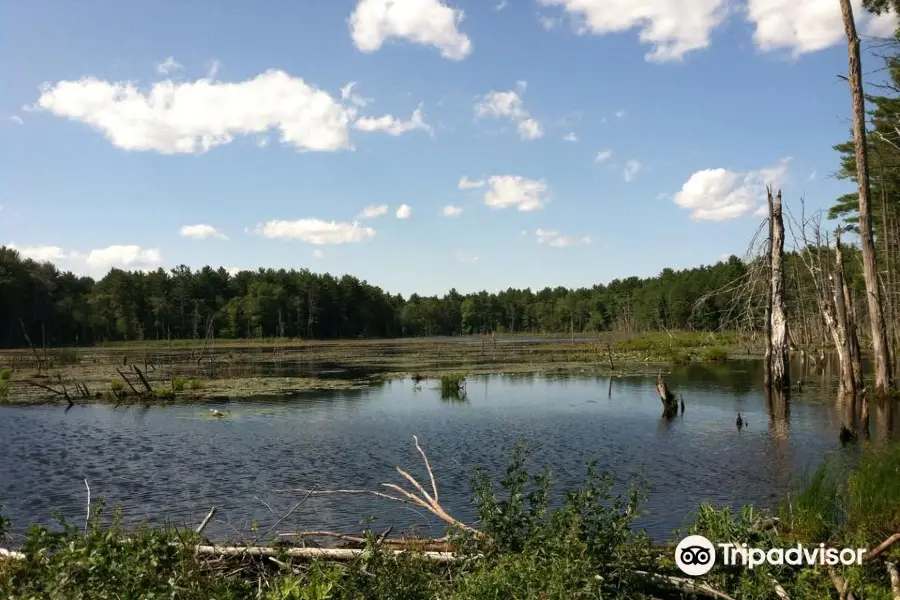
[839,0,894,394]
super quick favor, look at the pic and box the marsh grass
[700,346,729,362]
[439,373,467,399]
[0,368,12,381]
[108,378,124,392]
[0,380,8,400]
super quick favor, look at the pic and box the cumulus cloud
[483,175,549,211]
[747,0,898,56]
[456,251,479,263]
[458,176,485,190]
[563,132,578,142]
[358,204,389,219]
[442,204,463,217]
[179,224,228,240]
[155,56,183,75]
[623,159,642,182]
[35,70,354,154]
[474,85,543,140]
[8,243,163,273]
[533,228,592,247]
[396,204,412,219]
[349,0,473,60]
[255,219,376,244]
[354,107,433,136]
[340,81,372,107]
[536,0,729,62]
[595,149,613,163]
[673,158,790,221]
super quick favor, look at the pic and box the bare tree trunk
[840,0,893,394]
[769,188,790,390]
[834,230,858,396]
[764,191,774,389]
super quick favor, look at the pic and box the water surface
[1,360,896,542]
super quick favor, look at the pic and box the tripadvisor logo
[674,535,868,576]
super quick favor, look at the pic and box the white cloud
[496,0,509,10]
[534,228,592,247]
[595,149,613,163]
[442,204,463,217]
[36,70,354,154]
[483,175,549,211]
[179,224,228,240]
[747,0,898,56]
[354,107,433,136]
[807,169,817,181]
[537,0,728,62]
[7,243,163,272]
[615,109,626,119]
[539,15,562,30]
[8,116,23,125]
[458,176,485,190]
[623,159,642,182]
[86,245,163,269]
[8,244,75,262]
[256,136,269,148]
[255,219,376,244]
[155,56,183,75]
[349,0,473,60]
[563,131,578,142]
[474,87,543,140]
[396,204,412,219]
[207,59,221,79]
[340,81,372,107]
[313,249,325,259]
[673,157,790,221]
[456,251,479,263]
[358,204,389,219]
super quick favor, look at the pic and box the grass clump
[173,377,187,392]
[700,346,729,363]
[109,378,124,392]
[188,378,204,391]
[440,372,467,399]
[0,368,12,381]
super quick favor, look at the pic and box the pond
[1,359,897,543]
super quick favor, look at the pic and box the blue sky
[0,0,896,296]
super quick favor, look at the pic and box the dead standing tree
[840,0,894,395]
[767,187,790,391]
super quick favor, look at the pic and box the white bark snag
[840,0,893,394]
[764,191,774,389]
[768,188,790,390]
[833,230,858,396]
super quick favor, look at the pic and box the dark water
[1,360,897,544]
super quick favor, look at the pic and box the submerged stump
[655,377,679,418]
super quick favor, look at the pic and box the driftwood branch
[195,544,460,563]
[284,438,480,535]
[628,569,736,600]
[868,533,900,561]
[196,507,216,535]
[132,366,153,394]
[116,368,139,395]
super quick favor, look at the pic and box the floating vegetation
[440,372,467,400]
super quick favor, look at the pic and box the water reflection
[1,363,897,545]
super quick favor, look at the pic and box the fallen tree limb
[195,544,461,563]
[888,561,899,600]
[281,436,480,535]
[627,569,736,600]
[868,533,900,561]
[196,507,216,535]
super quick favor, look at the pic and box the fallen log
[195,544,461,563]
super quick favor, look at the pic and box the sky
[0,0,897,297]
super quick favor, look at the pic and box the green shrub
[109,379,124,392]
[188,379,204,390]
[0,368,12,381]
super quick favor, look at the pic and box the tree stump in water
[655,377,679,418]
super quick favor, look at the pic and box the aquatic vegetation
[700,346,729,363]
[439,373,467,399]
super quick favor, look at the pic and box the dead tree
[768,188,790,390]
[833,230,859,396]
[840,0,893,394]
[655,376,679,418]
